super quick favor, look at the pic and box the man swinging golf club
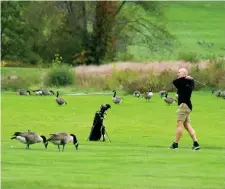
[170,68,200,150]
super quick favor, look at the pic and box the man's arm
[185,76,195,89]
[173,76,195,90]
[173,77,186,89]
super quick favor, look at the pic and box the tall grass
[74,61,224,92]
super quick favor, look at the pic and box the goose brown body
[142,89,153,101]
[17,89,31,96]
[112,90,123,104]
[47,132,78,152]
[163,92,177,105]
[133,90,141,98]
[11,131,48,149]
[56,91,67,105]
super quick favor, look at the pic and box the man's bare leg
[184,122,200,150]
[170,120,183,149]
[184,122,197,141]
[175,120,184,143]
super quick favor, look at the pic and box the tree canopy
[1,1,174,66]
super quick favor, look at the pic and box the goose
[158,90,167,98]
[133,90,141,98]
[47,132,79,152]
[41,89,55,96]
[220,91,225,98]
[17,89,31,96]
[163,92,177,105]
[142,88,153,101]
[112,90,123,104]
[33,89,43,96]
[212,90,222,98]
[211,89,216,95]
[11,131,48,149]
[56,91,67,105]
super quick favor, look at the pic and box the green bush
[178,51,199,63]
[44,65,75,87]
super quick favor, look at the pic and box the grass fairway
[1,91,225,189]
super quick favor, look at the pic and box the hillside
[127,1,225,61]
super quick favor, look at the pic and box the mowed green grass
[1,92,225,189]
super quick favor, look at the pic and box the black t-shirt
[173,77,194,110]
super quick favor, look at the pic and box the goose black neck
[41,135,47,143]
[70,134,78,144]
[113,91,116,97]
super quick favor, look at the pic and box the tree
[1,1,29,60]
[1,1,175,66]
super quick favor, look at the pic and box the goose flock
[17,89,67,106]
[12,87,224,151]
[11,130,79,152]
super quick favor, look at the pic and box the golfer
[170,68,200,150]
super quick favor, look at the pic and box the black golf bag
[88,104,111,141]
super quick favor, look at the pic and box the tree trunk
[80,1,89,48]
[91,1,117,65]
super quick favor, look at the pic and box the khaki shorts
[176,103,191,124]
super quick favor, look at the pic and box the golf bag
[88,104,111,141]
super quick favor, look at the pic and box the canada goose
[33,89,43,96]
[56,91,67,105]
[212,90,222,98]
[197,40,205,45]
[17,89,31,96]
[142,88,153,101]
[163,92,177,105]
[112,90,123,104]
[211,89,216,95]
[133,90,141,98]
[11,131,48,149]
[41,90,55,96]
[159,90,167,98]
[220,91,225,98]
[47,132,79,152]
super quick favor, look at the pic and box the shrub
[44,54,75,87]
[178,51,199,63]
[44,65,75,87]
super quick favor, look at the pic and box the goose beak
[75,143,79,150]
[44,142,48,149]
